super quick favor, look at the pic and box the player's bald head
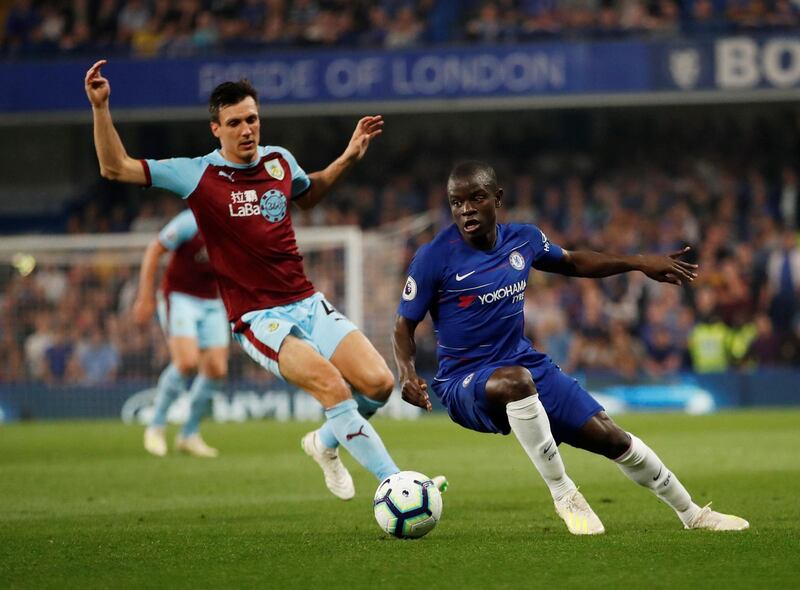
[448,161,499,192]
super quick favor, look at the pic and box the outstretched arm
[85,60,147,184]
[131,239,168,325]
[392,315,432,412]
[294,115,384,210]
[537,246,698,285]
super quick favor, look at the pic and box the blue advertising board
[1,370,798,423]
[2,34,799,115]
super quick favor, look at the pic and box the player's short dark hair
[448,161,498,189]
[208,79,259,123]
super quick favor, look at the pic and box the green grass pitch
[1,410,798,589]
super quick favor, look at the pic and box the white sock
[615,433,700,525]
[506,395,576,501]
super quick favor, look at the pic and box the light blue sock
[181,375,222,437]
[319,392,386,449]
[324,399,399,481]
[150,363,189,428]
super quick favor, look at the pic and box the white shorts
[232,292,358,380]
[157,291,230,349]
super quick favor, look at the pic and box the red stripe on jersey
[242,327,279,362]
[140,159,152,187]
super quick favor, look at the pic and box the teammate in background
[133,209,228,458]
[85,60,439,501]
[394,161,749,534]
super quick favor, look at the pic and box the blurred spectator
[73,324,120,384]
[688,288,730,373]
[763,228,800,330]
[643,324,682,379]
[743,313,782,367]
[384,6,423,48]
[41,324,76,384]
[778,166,799,230]
[24,315,53,381]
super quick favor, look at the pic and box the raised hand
[343,115,384,162]
[639,246,698,285]
[400,374,432,412]
[85,59,110,108]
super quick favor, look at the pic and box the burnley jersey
[397,223,565,380]
[157,209,219,300]
[143,146,315,322]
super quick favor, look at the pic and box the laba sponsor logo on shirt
[228,189,260,217]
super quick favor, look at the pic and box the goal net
[0,225,420,421]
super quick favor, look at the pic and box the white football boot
[685,503,749,531]
[175,433,219,458]
[144,426,167,457]
[554,489,606,535]
[432,475,449,493]
[301,430,355,500]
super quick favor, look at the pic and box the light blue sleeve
[158,209,198,251]
[527,224,565,268]
[397,243,440,322]
[144,157,208,199]
[270,146,311,197]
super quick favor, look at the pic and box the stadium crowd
[1,112,799,386]
[2,0,799,58]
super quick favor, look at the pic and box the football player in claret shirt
[85,59,445,500]
[133,209,228,458]
[393,161,749,534]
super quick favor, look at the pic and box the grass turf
[1,410,797,589]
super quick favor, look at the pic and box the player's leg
[571,412,748,530]
[485,367,576,500]
[176,346,227,458]
[483,366,604,535]
[233,307,399,498]
[278,335,399,481]
[316,330,394,450]
[146,293,199,456]
[176,299,230,458]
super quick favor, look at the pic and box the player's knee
[357,368,395,402]
[485,367,537,406]
[591,414,631,458]
[312,370,352,406]
[173,357,198,375]
[204,359,227,380]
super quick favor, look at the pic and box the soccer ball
[373,471,443,539]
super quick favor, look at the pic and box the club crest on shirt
[267,321,280,333]
[260,189,287,223]
[402,276,417,301]
[509,250,525,270]
[264,158,285,180]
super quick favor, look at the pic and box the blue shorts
[231,292,358,380]
[431,359,603,445]
[157,291,230,349]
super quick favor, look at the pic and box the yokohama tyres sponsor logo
[477,280,527,305]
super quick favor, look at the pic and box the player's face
[447,176,502,244]
[211,96,261,164]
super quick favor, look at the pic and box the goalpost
[0,220,430,421]
[0,226,364,328]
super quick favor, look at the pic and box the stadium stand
[2,0,798,58]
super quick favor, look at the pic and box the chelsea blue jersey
[397,223,565,380]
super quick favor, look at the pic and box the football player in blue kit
[393,161,748,535]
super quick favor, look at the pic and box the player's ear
[210,121,220,138]
[495,187,503,208]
